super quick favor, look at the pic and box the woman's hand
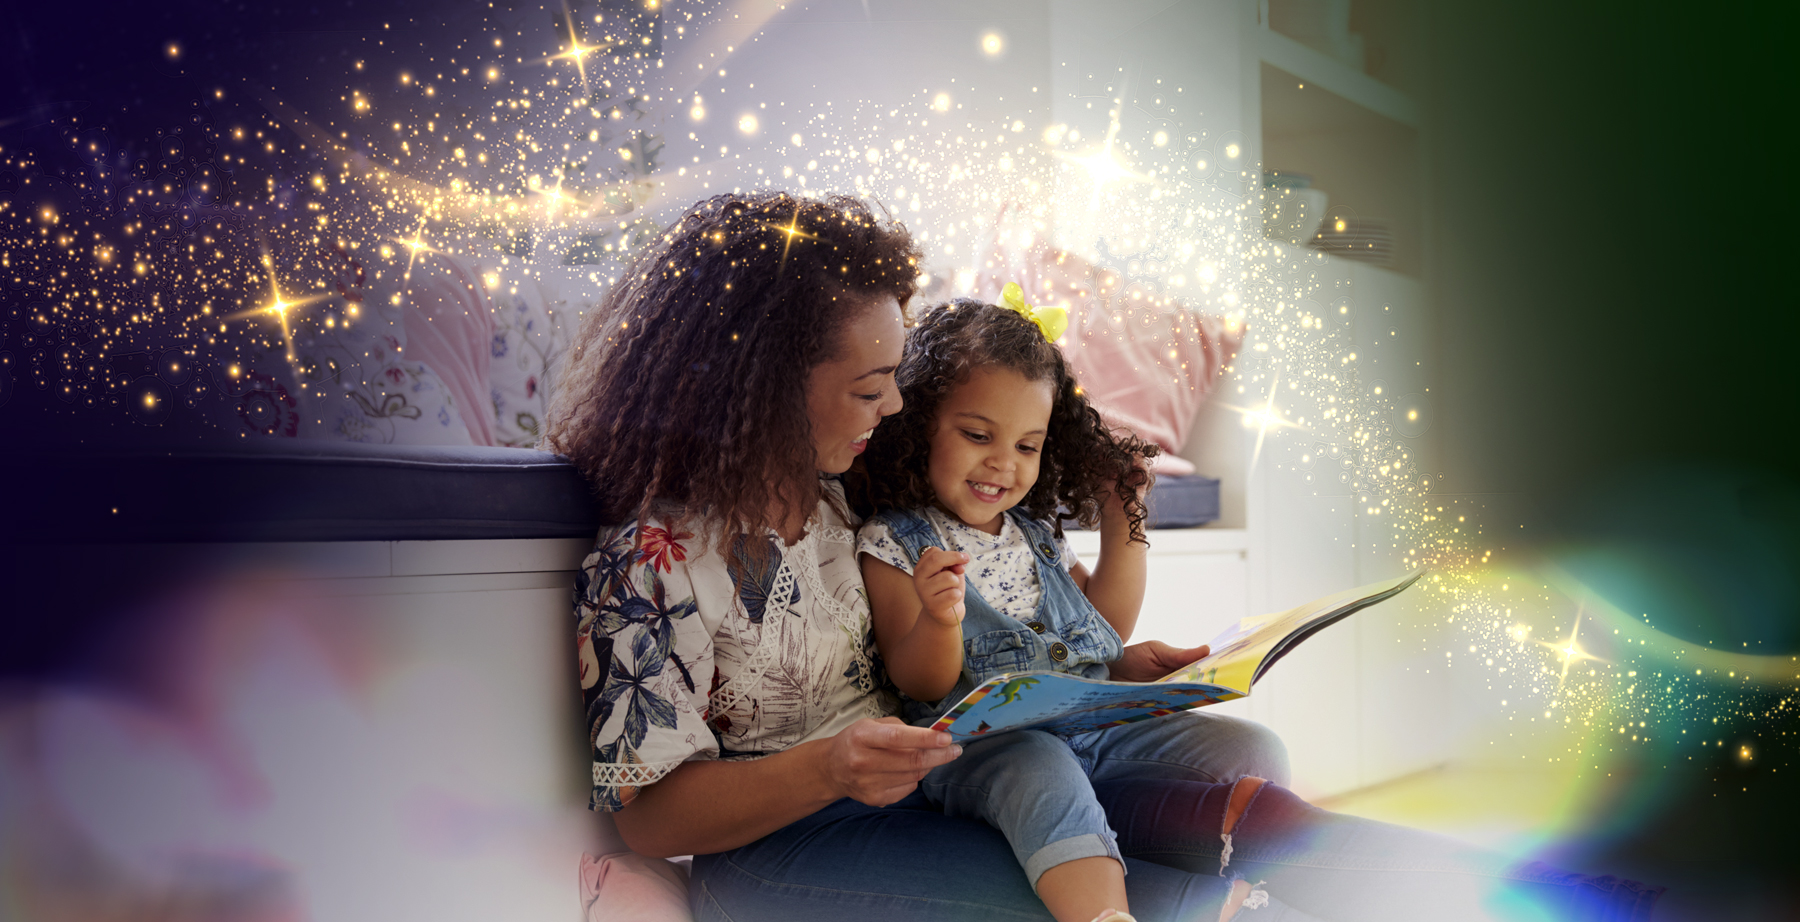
[819,717,963,807]
[1110,640,1212,682]
[913,547,969,626]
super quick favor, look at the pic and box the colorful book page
[926,570,1425,740]
[930,672,1243,740]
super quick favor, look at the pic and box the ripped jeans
[918,711,1284,892]
[689,713,1662,922]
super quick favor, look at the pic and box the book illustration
[988,676,1042,710]
[1078,698,1213,713]
[937,685,996,725]
[928,570,1425,741]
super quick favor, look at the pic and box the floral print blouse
[576,480,894,812]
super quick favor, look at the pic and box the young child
[856,294,1180,922]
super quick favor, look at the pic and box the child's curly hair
[856,298,1160,544]
[544,191,921,543]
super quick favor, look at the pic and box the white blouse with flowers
[575,479,894,812]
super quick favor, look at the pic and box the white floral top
[856,506,1078,623]
[576,480,894,812]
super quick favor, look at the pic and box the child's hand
[913,547,970,627]
[1111,641,1212,682]
[1101,453,1154,520]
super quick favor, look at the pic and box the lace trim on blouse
[592,758,690,789]
[704,522,867,721]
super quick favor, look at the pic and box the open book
[928,570,1427,741]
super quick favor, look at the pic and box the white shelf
[1258,44,1425,276]
[1262,238,1416,279]
[1065,527,1250,557]
[1254,26,1420,128]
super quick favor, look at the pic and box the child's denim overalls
[871,506,1140,888]
[868,507,1125,725]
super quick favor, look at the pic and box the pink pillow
[579,851,692,922]
[388,247,577,448]
[402,253,498,446]
[1059,298,1240,477]
[973,216,1243,470]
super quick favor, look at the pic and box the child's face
[928,366,1056,535]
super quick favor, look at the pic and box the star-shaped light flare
[768,206,817,273]
[1218,374,1304,471]
[398,218,436,280]
[227,251,328,363]
[1054,95,1155,207]
[535,177,587,221]
[545,0,617,97]
[1534,604,1608,691]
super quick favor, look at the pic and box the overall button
[1038,542,1057,558]
[1026,620,1046,634]
[1049,642,1070,662]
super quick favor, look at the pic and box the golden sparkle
[1533,605,1608,692]
[398,218,436,279]
[1219,374,1305,471]
[225,252,327,365]
[546,0,619,97]
[530,173,590,222]
[1054,97,1154,207]
[768,207,817,272]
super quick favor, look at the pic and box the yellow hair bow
[1000,282,1068,343]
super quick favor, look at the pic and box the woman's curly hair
[544,191,921,543]
[855,299,1160,544]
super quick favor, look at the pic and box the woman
[545,191,1661,922]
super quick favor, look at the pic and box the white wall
[1243,251,1448,796]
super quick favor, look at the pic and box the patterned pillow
[482,265,579,448]
[235,242,476,446]
[218,232,603,449]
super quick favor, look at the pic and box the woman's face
[805,295,906,474]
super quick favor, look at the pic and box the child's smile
[928,366,1056,535]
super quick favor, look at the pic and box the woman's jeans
[688,713,1662,922]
